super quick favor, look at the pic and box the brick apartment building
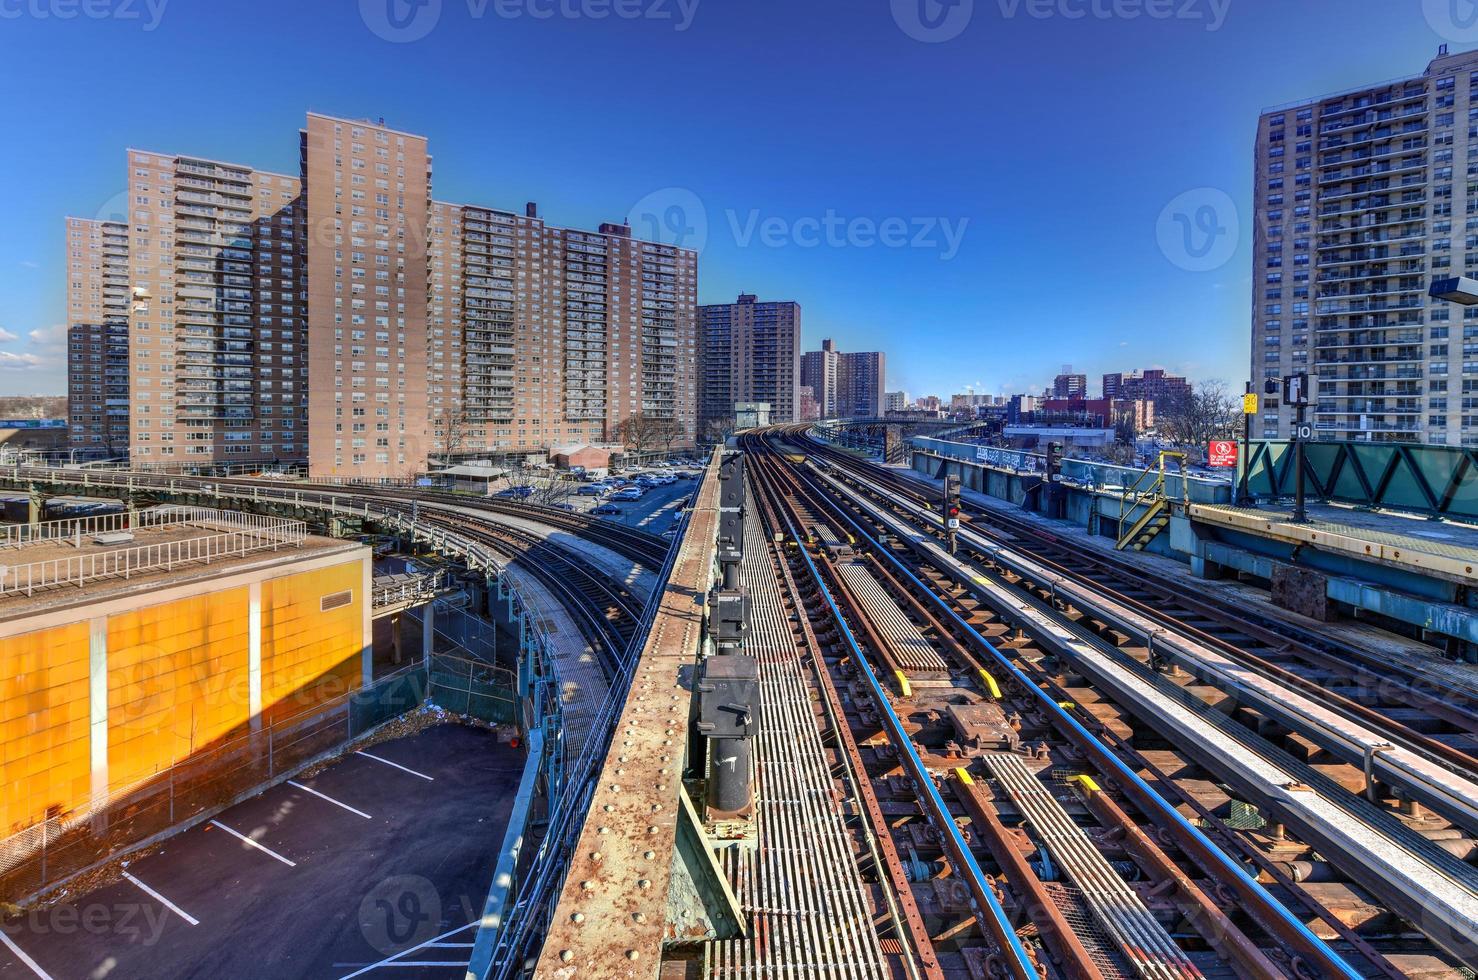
[65,112,697,478]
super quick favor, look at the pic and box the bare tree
[433,406,475,463]
[700,417,735,446]
[615,412,680,459]
[1157,379,1239,454]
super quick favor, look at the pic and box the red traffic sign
[1208,441,1238,468]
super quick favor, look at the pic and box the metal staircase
[1115,451,1186,551]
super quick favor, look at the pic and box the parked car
[496,485,535,499]
[612,487,644,501]
[577,484,606,496]
[591,503,622,515]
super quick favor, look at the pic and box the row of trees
[1108,379,1243,465]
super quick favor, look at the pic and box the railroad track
[741,429,1477,978]
[413,510,645,669]
[803,436,1478,742]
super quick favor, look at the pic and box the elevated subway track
[757,425,1478,975]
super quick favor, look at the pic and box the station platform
[1187,502,1478,653]
[1191,502,1478,585]
[892,461,1478,659]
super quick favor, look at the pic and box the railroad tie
[982,753,1205,980]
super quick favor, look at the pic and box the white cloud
[0,351,46,371]
[28,324,67,348]
[0,328,17,343]
[18,261,38,270]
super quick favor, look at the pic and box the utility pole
[1236,381,1256,508]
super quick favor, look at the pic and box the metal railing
[0,511,306,598]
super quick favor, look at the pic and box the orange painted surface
[0,554,366,844]
[260,562,364,724]
[0,623,91,836]
[106,588,250,793]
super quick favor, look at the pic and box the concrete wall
[0,548,369,899]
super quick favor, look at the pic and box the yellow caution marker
[1072,774,1102,794]
[894,670,912,698]
[1058,701,1076,710]
[977,669,1002,700]
[953,767,975,786]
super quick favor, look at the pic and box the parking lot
[0,724,522,980]
[565,473,698,537]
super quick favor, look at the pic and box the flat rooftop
[0,507,359,622]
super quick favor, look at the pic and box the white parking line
[122,872,199,926]
[337,922,477,979]
[355,750,434,781]
[209,820,297,867]
[0,930,54,980]
[287,780,372,819]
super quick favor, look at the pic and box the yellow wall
[106,589,250,792]
[0,623,90,837]
[0,554,366,840]
[261,562,365,724]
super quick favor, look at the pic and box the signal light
[948,506,960,518]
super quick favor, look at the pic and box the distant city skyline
[0,1,1472,399]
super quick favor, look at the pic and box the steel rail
[755,435,1365,980]
[745,443,1042,980]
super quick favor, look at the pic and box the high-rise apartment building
[800,338,886,418]
[122,151,305,467]
[66,111,697,477]
[65,218,130,455]
[1253,45,1478,446]
[426,204,696,454]
[302,114,431,477]
[1102,369,1191,408]
[838,349,885,418]
[800,339,840,417]
[1049,369,1088,399]
[697,294,801,431]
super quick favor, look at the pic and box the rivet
[598,826,609,834]
[571,912,585,923]
[648,825,659,833]
[644,850,656,860]
[652,803,663,812]
[626,950,640,960]
[580,880,594,890]
[633,911,647,923]
[592,852,603,861]
[603,804,615,812]
[638,879,651,889]
[560,950,573,962]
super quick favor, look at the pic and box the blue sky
[0,0,1467,399]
